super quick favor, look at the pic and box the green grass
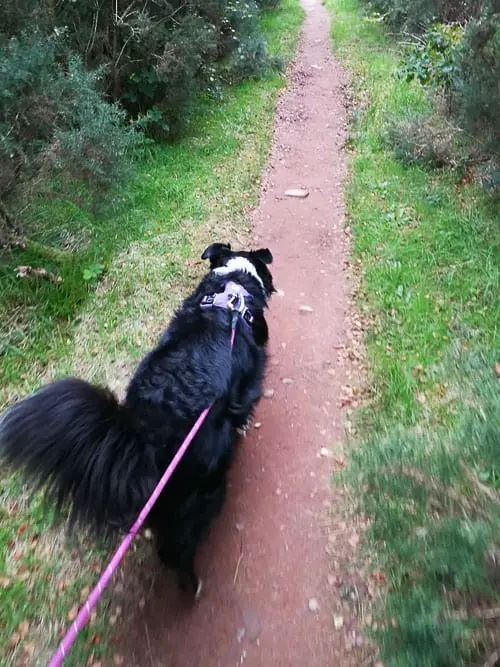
[325,0,500,665]
[0,2,304,664]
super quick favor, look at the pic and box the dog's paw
[236,417,252,438]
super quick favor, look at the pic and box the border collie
[0,243,274,597]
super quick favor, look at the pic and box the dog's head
[201,243,275,297]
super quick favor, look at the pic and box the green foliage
[354,350,500,667]
[399,23,464,91]
[51,57,141,211]
[0,1,285,236]
[327,0,500,664]
[363,0,483,33]
[0,34,140,237]
[453,8,500,158]
[384,111,459,167]
[366,0,500,174]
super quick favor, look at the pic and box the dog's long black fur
[0,243,274,596]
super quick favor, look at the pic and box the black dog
[0,243,274,597]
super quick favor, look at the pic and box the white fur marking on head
[213,257,264,290]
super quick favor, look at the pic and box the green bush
[398,23,464,93]
[50,57,141,213]
[364,0,483,33]
[381,0,499,176]
[1,1,282,139]
[384,111,459,167]
[452,7,500,158]
[0,1,284,237]
[0,33,140,238]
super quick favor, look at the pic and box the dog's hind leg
[156,538,202,600]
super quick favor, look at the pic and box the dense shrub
[453,7,500,158]
[0,0,283,238]
[0,1,282,139]
[384,112,460,167]
[398,23,463,92]
[0,33,140,240]
[372,0,499,174]
[364,0,483,32]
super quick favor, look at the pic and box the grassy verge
[326,0,499,665]
[0,2,303,665]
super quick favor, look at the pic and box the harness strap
[200,280,254,327]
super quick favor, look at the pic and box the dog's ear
[201,243,232,267]
[251,248,273,265]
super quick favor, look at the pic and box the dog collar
[200,281,254,327]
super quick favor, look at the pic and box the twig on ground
[233,537,244,585]
[144,622,155,667]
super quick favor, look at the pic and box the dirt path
[121,1,362,664]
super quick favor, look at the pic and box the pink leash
[48,322,238,667]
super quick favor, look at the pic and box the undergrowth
[0,2,304,665]
[326,0,499,665]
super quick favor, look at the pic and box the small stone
[237,627,246,643]
[320,447,331,458]
[285,188,309,198]
[348,533,360,547]
[254,422,262,429]
[138,598,145,610]
[308,598,320,613]
[143,529,153,540]
[282,377,293,385]
[333,615,344,630]
[276,289,285,297]
[299,305,314,313]
[242,608,261,640]
[235,522,244,532]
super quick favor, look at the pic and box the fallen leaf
[67,605,78,622]
[23,643,35,658]
[416,392,426,405]
[80,586,90,602]
[495,361,500,377]
[9,632,21,648]
[18,620,30,639]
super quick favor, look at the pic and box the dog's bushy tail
[0,378,157,532]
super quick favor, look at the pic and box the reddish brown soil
[120,1,364,664]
